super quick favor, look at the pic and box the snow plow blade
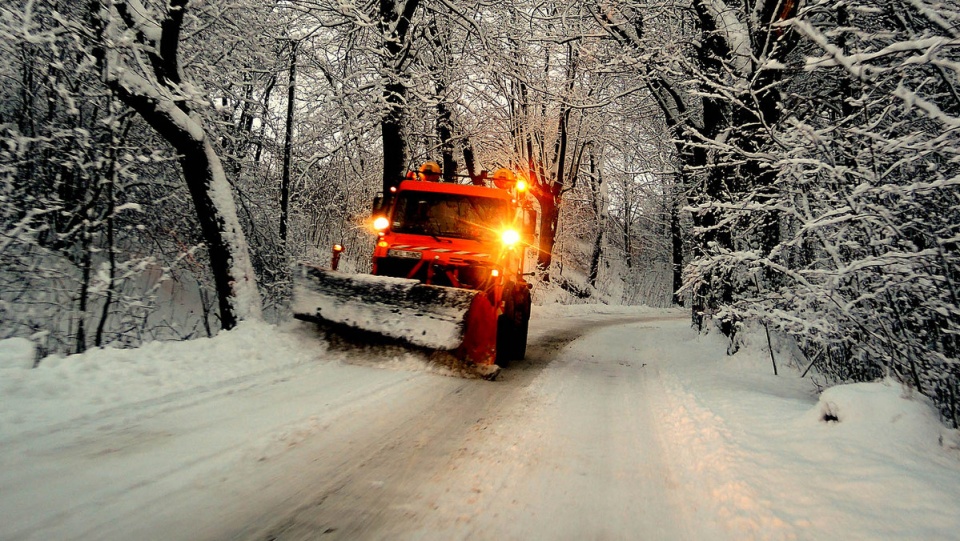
[293,265,499,378]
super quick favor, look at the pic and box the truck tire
[496,311,514,366]
[513,287,530,361]
[496,297,515,365]
[496,283,530,364]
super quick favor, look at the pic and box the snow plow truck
[293,163,537,379]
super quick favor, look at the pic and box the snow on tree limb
[699,0,754,77]
[89,0,264,327]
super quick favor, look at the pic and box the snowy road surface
[2,306,959,540]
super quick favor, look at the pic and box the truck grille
[375,256,490,290]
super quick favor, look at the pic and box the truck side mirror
[372,194,384,213]
[522,208,537,244]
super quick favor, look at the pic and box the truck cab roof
[396,180,513,201]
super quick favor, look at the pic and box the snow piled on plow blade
[292,266,479,351]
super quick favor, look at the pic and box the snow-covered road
[2,306,959,540]
[240,312,695,541]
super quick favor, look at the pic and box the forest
[1,0,958,427]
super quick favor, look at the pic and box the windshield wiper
[427,221,452,243]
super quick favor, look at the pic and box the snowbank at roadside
[0,320,325,440]
[650,322,960,540]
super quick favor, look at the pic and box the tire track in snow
[0,362,430,541]
[235,315,636,540]
[246,312,693,541]
[652,371,798,541]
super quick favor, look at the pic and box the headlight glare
[373,216,390,231]
[501,229,520,246]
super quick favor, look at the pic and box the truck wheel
[496,312,514,366]
[496,283,531,364]
[513,318,528,360]
[513,291,530,361]
[496,284,520,365]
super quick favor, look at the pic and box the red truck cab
[370,169,535,363]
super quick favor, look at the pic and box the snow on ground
[1,320,320,439]
[1,304,959,540]
[646,324,960,540]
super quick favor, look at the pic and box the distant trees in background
[2,0,958,424]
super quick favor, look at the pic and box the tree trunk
[95,116,128,347]
[179,141,261,329]
[535,192,560,279]
[379,0,420,193]
[90,0,262,330]
[426,16,457,183]
[671,190,684,306]
[280,40,297,245]
[76,231,91,354]
[622,207,633,269]
[436,100,456,182]
[588,154,604,288]
[463,143,484,186]
[381,80,407,192]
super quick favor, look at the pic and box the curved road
[235,312,694,540]
[1,310,696,541]
[7,307,959,541]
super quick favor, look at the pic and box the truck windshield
[391,191,511,241]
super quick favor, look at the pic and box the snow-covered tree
[82,0,264,329]
[766,0,960,426]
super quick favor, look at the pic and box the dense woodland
[1,0,958,427]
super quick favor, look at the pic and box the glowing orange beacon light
[491,168,516,190]
[419,161,441,181]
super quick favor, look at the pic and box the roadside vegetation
[2,0,958,426]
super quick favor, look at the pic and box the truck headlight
[501,229,520,246]
[373,216,389,231]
